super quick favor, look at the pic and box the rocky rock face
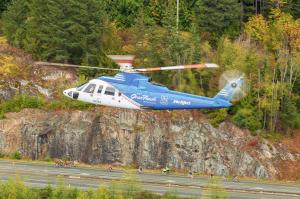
[0,67,77,101]
[0,108,299,179]
[0,43,77,101]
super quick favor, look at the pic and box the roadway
[0,160,299,198]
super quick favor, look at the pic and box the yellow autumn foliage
[0,36,7,44]
[271,9,300,50]
[246,9,300,52]
[245,15,269,44]
[0,55,20,77]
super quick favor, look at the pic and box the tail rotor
[219,70,247,101]
[216,70,248,102]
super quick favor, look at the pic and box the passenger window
[83,84,96,93]
[97,85,103,94]
[104,87,115,96]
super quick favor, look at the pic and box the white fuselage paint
[63,79,140,110]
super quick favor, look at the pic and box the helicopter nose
[63,89,73,98]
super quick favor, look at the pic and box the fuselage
[63,72,232,110]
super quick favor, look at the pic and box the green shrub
[35,185,53,199]
[280,97,300,131]
[233,108,262,132]
[10,151,22,160]
[48,98,94,110]
[0,177,184,199]
[261,131,284,142]
[94,187,111,198]
[202,178,228,199]
[0,94,45,118]
[161,192,180,199]
[0,94,94,117]
[0,178,33,199]
[0,151,5,158]
[0,111,4,119]
[207,108,228,127]
[43,153,52,162]
[134,191,160,199]
[52,178,79,199]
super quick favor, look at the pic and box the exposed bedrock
[0,108,299,179]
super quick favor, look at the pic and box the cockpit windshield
[76,83,88,91]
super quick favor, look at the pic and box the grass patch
[42,153,52,162]
[260,131,285,142]
[0,176,187,199]
[47,97,94,110]
[0,94,95,119]
[10,151,22,160]
[202,177,228,199]
[0,94,45,118]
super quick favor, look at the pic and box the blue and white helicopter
[38,55,245,110]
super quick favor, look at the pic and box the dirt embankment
[277,131,300,180]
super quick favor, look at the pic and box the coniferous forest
[0,0,300,135]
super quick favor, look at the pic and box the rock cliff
[1,108,299,180]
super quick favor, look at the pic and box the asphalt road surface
[0,160,299,198]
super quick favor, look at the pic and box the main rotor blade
[34,61,120,71]
[136,63,218,72]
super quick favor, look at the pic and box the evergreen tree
[149,0,176,28]
[280,96,300,131]
[259,0,300,18]
[1,0,29,47]
[0,0,11,14]
[2,0,117,66]
[283,0,300,18]
[26,0,106,64]
[147,0,199,31]
[241,0,257,22]
[195,0,241,42]
[102,0,148,28]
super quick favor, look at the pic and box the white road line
[69,176,80,179]
[254,187,264,190]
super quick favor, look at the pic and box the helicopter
[35,55,245,110]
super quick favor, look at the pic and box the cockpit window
[76,83,88,91]
[83,84,96,93]
[104,87,115,96]
[97,85,103,94]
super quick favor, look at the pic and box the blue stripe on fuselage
[110,83,231,109]
[99,73,232,109]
